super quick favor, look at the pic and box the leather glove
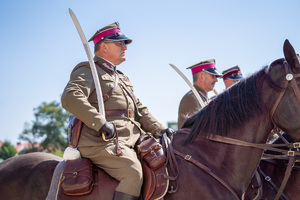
[160,128,175,138]
[97,122,115,140]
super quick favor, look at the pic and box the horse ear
[283,39,300,70]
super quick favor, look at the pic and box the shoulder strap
[95,62,119,102]
[117,73,142,117]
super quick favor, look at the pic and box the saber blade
[69,8,105,117]
[169,63,206,108]
[213,89,218,96]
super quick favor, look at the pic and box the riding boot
[113,191,139,200]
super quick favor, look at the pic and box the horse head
[245,42,300,200]
[267,39,300,141]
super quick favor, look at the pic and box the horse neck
[211,77,279,196]
[196,114,273,197]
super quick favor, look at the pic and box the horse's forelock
[265,58,287,91]
[184,67,268,144]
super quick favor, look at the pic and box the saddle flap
[141,162,156,200]
[141,162,169,200]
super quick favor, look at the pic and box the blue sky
[1,0,300,145]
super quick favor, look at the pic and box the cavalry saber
[69,8,105,117]
[213,89,218,96]
[169,64,206,108]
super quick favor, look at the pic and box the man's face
[201,72,218,92]
[102,41,127,65]
[224,79,239,88]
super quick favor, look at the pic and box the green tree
[0,141,17,160]
[19,101,70,153]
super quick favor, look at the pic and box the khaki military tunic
[177,85,208,129]
[61,55,165,196]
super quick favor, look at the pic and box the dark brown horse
[1,39,300,200]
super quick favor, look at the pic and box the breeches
[79,145,143,196]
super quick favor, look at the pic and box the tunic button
[92,123,96,126]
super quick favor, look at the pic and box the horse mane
[183,66,270,143]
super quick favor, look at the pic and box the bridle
[163,60,300,200]
[270,61,300,129]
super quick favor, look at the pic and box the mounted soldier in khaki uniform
[177,59,222,129]
[61,22,167,200]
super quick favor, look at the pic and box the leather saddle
[57,134,169,200]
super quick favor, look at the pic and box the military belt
[105,109,135,119]
[91,103,135,119]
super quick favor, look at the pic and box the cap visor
[105,35,132,44]
[226,74,243,80]
[204,68,222,77]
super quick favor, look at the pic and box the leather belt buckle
[293,142,300,148]
[127,109,134,118]
[288,151,295,157]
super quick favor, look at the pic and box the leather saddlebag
[137,135,166,170]
[68,115,82,148]
[60,158,93,196]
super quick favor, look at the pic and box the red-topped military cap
[222,65,243,80]
[187,59,222,77]
[88,22,132,45]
